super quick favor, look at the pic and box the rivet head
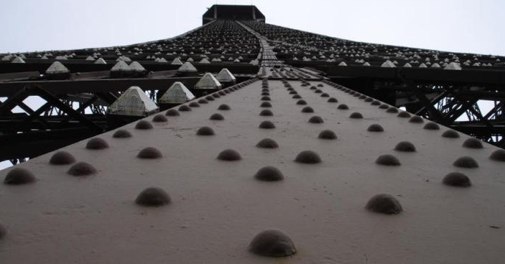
[386,107,398,113]
[49,151,76,165]
[490,150,505,162]
[371,101,381,105]
[397,112,411,118]
[113,129,132,138]
[205,96,214,101]
[301,106,314,113]
[67,162,97,176]
[86,137,109,150]
[260,102,272,108]
[321,93,329,97]
[462,138,483,149]
[409,116,424,123]
[197,126,215,136]
[337,104,349,110]
[259,121,276,129]
[135,187,171,207]
[178,105,191,112]
[379,104,389,109]
[423,122,440,130]
[349,112,363,119]
[189,102,200,108]
[295,150,322,164]
[394,141,416,152]
[255,166,284,181]
[367,124,384,132]
[213,94,220,98]
[165,109,180,116]
[318,130,337,140]
[249,230,297,257]
[453,156,479,168]
[296,100,307,105]
[217,149,242,161]
[152,114,168,122]
[327,97,338,103]
[308,116,324,124]
[135,120,153,130]
[260,109,274,116]
[443,172,472,187]
[198,99,208,104]
[4,168,36,185]
[292,95,302,99]
[375,154,401,166]
[366,194,403,215]
[256,138,279,148]
[209,113,225,120]
[310,86,317,90]
[137,147,163,159]
[261,96,271,101]
[442,130,460,138]
[218,104,230,110]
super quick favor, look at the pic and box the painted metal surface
[1,78,504,263]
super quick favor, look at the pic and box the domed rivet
[453,156,479,168]
[379,104,389,109]
[321,93,329,97]
[261,96,271,101]
[205,96,214,101]
[462,138,483,149]
[198,99,208,104]
[260,102,272,108]
[67,162,97,176]
[189,102,200,108]
[442,130,460,138]
[349,112,363,119]
[367,124,384,132]
[366,194,403,214]
[137,147,163,159]
[178,105,191,112]
[165,109,180,116]
[260,109,273,116]
[423,122,440,130]
[394,141,416,152]
[249,230,296,257]
[308,116,324,124]
[217,149,242,161]
[443,172,472,187]
[301,106,314,113]
[218,104,230,110]
[337,104,349,110]
[318,130,337,140]
[135,120,153,130]
[196,126,215,136]
[256,138,279,148]
[409,116,424,123]
[259,121,276,129]
[49,151,76,165]
[296,100,307,105]
[209,113,225,120]
[4,168,36,185]
[152,114,168,122]
[86,138,109,150]
[327,97,338,103]
[254,166,284,181]
[490,150,505,162]
[375,154,401,166]
[295,150,322,164]
[398,112,411,118]
[135,187,171,207]
[292,95,301,99]
[386,107,399,113]
[113,129,132,138]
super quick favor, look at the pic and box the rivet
[364,98,373,102]
[371,101,381,105]
[386,107,398,113]
[255,166,284,181]
[260,102,272,108]
[327,97,338,103]
[262,92,270,96]
[49,151,76,165]
[218,104,231,110]
[178,105,191,111]
[292,95,302,99]
[259,121,276,129]
[135,187,171,207]
[462,138,483,149]
[443,172,472,187]
[212,94,220,98]
[337,104,349,110]
[310,86,317,90]
[379,104,389,109]
[113,129,132,138]
[249,230,296,257]
[423,122,440,130]
[296,100,307,105]
[260,109,274,116]
[394,141,416,152]
[189,102,200,108]
[349,112,363,119]
[152,114,168,123]
[205,96,214,101]
[217,149,242,161]
[318,130,337,140]
[397,112,411,118]
[490,150,505,162]
[261,96,271,101]
[165,109,180,116]
[4,168,36,185]
[196,126,215,136]
[442,130,460,138]
[209,113,225,120]
[218,91,225,96]
[308,116,324,124]
[135,120,153,130]
[137,147,163,159]
[409,116,424,123]
[256,138,279,149]
[198,99,208,104]
[367,124,384,132]
[359,95,367,99]
[288,91,297,95]
[301,106,314,113]
[453,156,479,168]
[375,154,401,166]
[295,150,322,164]
[317,84,323,87]
[67,162,97,176]
[366,194,403,214]
[314,89,322,94]
[86,138,109,150]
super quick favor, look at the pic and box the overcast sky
[0,0,503,56]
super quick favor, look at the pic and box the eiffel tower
[0,5,504,263]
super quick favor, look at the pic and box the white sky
[0,0,504,56]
